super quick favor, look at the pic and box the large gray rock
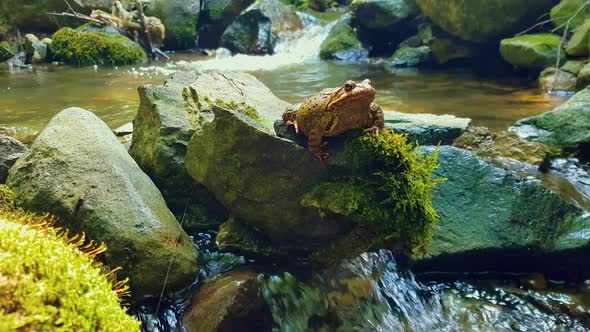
[220,9,277,55]
[0,135,27,183]
[146,0,200,50]
[319,16,368,62]
[384,111,470,145]
[7,108,198,298]
[512,86,590,154]
[414,146,590,279]
[350,0,419,30]
[197,0,255,48]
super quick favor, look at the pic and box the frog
[282,79,384,160]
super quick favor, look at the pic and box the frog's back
[296,93,331,135]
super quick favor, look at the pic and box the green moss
[550,0,590,31]
[213,99,267,125]
[0,186,140,331]
[319,20,363,60]
[50,27,147,66]
[0,40,16,62]
[500,33,566,69]
[302,130,443,256]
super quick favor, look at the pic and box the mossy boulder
[383,111,470,145]
[250,0,303,34]
[414,146,590,279]
[415,0,557,42]
[538,67,577,92]
[566,19,590,56]
[147,0,200,50]
[512,86,590,154]
[0,135,27,183]
[350,0,419,30]
[390,46,433,67]
[182,270,272,332]
[7,108,198,299]
[0,41,15,62]
[561,59,587,75]
[50,27,147,66]
[197,0,256,48]
[0,187,140,331]
[220,9,278,54]
[576,62,590,89]
[500,34,566,69]
[319,16,368,61]
[551,0,590,31]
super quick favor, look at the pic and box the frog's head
[325,79,376,113]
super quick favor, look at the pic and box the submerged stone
[7,108,198,298]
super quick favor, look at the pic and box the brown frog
[283,79,384,160]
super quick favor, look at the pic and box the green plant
[50,27,147,66]
[0,186,140,331]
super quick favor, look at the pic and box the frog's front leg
[363,103,385,138]
[308,128,329,160]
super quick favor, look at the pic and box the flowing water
[1,16,589,332]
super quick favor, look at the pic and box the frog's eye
[344,81,355,91]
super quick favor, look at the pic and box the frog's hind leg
[363,103,385,138]
[308,128,329,160]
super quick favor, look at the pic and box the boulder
[415,0,557,42]
[500,34,566,70]
[390,46,433,67]
[350,0,419,31]
[197,0,255,48]
[7,108,198,298]
[146,0,200,50]
[413,146,590,279]
[50,27,147,66]
[551,0,590,31]
[319,16,368,61]
[220,9,277,55]
[512,86,590,154]
[383,111,470,145]
[561,59,587,75]
[0,135,27,183]
[24,33,47,63]
[538,67,577,92]
[249,0,302,34]
[577,62,590,89]
[566,19,590,56]
[182,270,272,332]
[453,126,552,165]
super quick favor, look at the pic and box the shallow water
[0,56,565,134]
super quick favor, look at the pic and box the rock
[429,36,474,64]
[566,19,590,56]
[512,86,590,154]
[500,34,566,70]
[0,41,16,62]
[197,0,255,48]
[561,59,586,75]
[413,146,590,279]
[390,46,433,67]
[0,135,27,183]
[319,16,368,61]
[577,62,590,90]
[50,27,147,66]
[146,0,199,50]
[538,67,577,92]
[453,126,552,166]
[7,108,198,298]
[24,34,47,63]
[350,0,419,31]
[220,9,277,55]
[182,270,272,332]
[249,0,302,34]
[383,111,471,145]
[113,122,133,136]
[551,0,590,31]
[415,0,556,42]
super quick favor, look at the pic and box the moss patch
[319,19,364,60]
[302,130,443,256]
[50,27,147,66]
[213,98,267,126]
[0,186,140,331]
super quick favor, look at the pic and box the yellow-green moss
[213,98,267,125]
[0,186,140,331]
[302,130,443,256]
[50,27,147,66]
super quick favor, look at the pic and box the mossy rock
[390,46,433,67]
[538,67,577,92]
[577,62,590,89]
[350,0,419,30]
[561,59,587,75]
[220,9,278,55]
[551,0,590,31]
[319,16,368,61]
[147,0,200,50]
[0,186,140,331]
[0,41,15,62]
[566,19,590,56]
[415,0,556,42]
[50,27,147,66]
[500,34,566,69]
[197,0,256,48]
